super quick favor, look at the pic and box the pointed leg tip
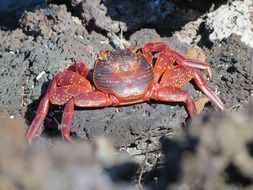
[218,104,226,112]
[208,69,212,79]
[26,133,33,144]
[63,133,74,143]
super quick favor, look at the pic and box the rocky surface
[160,100,253,190]
[0,0,252,189]
[206,34,253,110]
[206,0,253,48]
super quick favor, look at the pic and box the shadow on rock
[74,0,230,39]
[105,162,139,182]
[0,0,46,30]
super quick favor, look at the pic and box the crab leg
[67,62,89,78]
[143,42,212,78]
[159,65,224,112]
[55,91,113,141]
[193,71,224,111]
[52,70,93,91]
[27,65,93,143]
[26,94,50,143]
[151,86,197,117]
[74,92,113,107]
[152,51,173,83]
[61,98,75,142]
[26,73,61,143]
[165,50,212,78]
[142,42,170,63]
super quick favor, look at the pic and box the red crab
[27,42,224,143]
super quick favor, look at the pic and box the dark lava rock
[0,52,28,115]
[72,102,187,147]
[206,34,253,110]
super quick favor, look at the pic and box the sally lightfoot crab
[27,42,224,143]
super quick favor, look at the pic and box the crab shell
[93,48,154,104]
